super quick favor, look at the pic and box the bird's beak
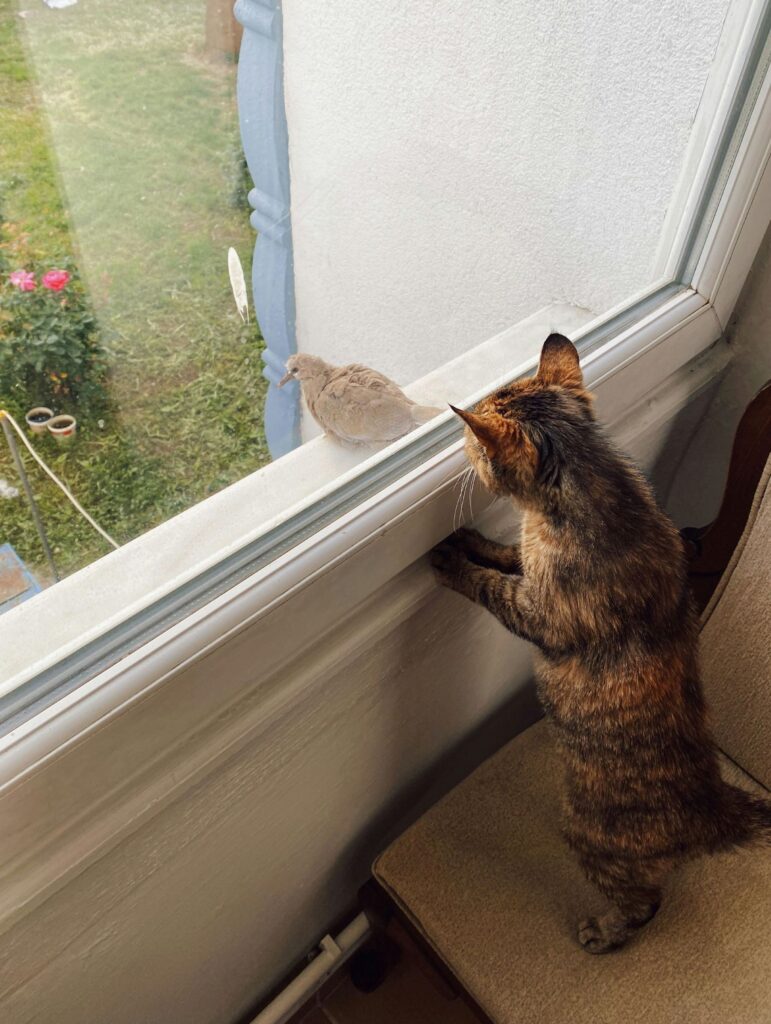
[278,371,293,388]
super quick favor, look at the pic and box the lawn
[0,0,269,584]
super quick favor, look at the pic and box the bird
[278,354,441,447]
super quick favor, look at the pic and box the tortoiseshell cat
[431,334,771,953]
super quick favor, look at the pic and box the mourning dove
[278,354,441,447]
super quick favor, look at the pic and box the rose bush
[0,261,106,411]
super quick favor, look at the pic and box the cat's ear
[450,405,512,460]
[537,333,583,390]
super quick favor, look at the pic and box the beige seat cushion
[374,720,771,1024]
[701,456,771,788]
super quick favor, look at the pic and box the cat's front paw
[430,538,471,592]
[453,527,490,560]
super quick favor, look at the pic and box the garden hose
[0,409,119,551]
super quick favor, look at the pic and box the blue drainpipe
[234,0,301,459]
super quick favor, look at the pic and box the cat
[431,333,771,954]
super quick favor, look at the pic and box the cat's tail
[707,782,771,853]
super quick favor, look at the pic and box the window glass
[2,0,262,588]
[282,1,733,385]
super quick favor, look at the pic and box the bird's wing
[334,364,410,400]
[315,383,418,444]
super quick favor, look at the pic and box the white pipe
[250,912,373,1024]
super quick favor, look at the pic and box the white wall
[666,223,771,525]
[282,0,730,384]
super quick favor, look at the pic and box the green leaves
[0,260,107,412]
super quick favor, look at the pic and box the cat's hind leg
[576,853,672,954]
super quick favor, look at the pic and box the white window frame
[0,0,769,931]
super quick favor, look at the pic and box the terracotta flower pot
[47,414,77,443]
[25,407,54,434]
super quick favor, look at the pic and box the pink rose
[9,270,36,292]
[42,269,70,292]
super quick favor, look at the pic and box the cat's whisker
[452,472,464,532]
[453,467,470,532]
[453,472,464,532]
[455,467,473,531]
[465,467,476,525]
[457,468,470,531]
[454,471,466,532]
[455,472,468,532]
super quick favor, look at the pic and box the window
[1,0,770,725]
[2,2,261,577]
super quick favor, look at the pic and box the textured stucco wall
[282,0,729,384]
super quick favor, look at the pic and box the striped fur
[432,334,771,953]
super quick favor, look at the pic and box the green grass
[0,0,269,582]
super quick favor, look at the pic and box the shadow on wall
[651,380,728,526]
[666,222,771,527]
